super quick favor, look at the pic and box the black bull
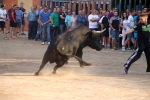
[35,25,105,75]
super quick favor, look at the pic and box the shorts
[16,22,21,28]
[111,30,119,40]
[22,19,25,25]
[0,21,5,29]
[10,21,17,27]
[103,29,109,37]
[134,31,138,39]
[127,32,133,38]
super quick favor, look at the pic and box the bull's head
[85,29,106,51]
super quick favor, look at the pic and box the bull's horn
[92,28,106,34]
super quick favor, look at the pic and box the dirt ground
[0,32,150,100]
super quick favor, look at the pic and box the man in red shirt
[9,4,17,39]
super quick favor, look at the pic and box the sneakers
[123,64,128,74]
[9,36,12,39]
[4,37,9,40]
[47,42,50,45]
[126,48,132,51]
[112,47,117,50]
[19,33,26,35]
[121,47,126,52]
[42,42,45,45]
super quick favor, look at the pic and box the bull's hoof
[52,71,56,74]
[80,64,84,68]
[65,61,68,65]
[84,63,92,66]
[35,72,39,76]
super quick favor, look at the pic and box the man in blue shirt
[65,9,72,29]
[27,7,37,39]
[77,10,87,26]
[15,6,22,35]
[35,6,51,45]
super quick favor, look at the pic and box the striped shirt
[27,11,37,21]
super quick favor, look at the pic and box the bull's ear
[85,31,92,38]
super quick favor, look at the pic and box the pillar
[139,0,142,10]
[87,1,90,15]
[145,0,147,7]
[129,0,132,10]
[103,1,106,10]
[119,0,122,17]
[124,0,126,11]
[134,0,136,10]
[114,0,117,8]
[74,1,76,12]
[91,1,94,10]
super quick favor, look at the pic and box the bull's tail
[72,55,92,66]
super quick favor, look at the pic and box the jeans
[51,26,58,39]
[111,30,119,40]
[28,21,38,39]
[35,23,51,42]
[59,24,66,33]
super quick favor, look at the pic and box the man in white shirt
[0,4,8,40]
[88,9,99,31]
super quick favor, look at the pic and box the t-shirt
[65,15,72,27]
[101,16,109,30]
[110,16,120,31]
[59,12,66,25]
[121,19,128,33]
[108,12,114,20]
[127,15,134,30]
[88,14,99,28]
[40,11,50,23]
[9,9,16,21]
[70,16,77,28]
[0,9,7,21]
[15,10,22,22]
[19,7,26,18]
[99,16,105,23]
[51,12,59,26]
[134,23,150,43]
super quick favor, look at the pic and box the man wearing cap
[19,2,26,35]
[0,4,8,39]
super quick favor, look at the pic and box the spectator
[99,10,110,48]
[77,10,87,26]
[59,6,66,33]
[7,5,13,34]
[35,6,51,45]
[51,7,59,39]
[19,2,26,35]
[65,9,72,29]
[88,9,99,31]
[9,4,17,39]
[108,8,115,48]
[120,12,128,51]
[27,7,37,40]
[109,11,120,50]
[0,4,8,40]
[70,11,77,28]
[15,6,23,36]
[122,9,135,51]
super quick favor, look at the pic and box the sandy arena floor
[0,33,150,100]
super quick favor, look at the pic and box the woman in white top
[70,11,77,28]
[120,12,128,51]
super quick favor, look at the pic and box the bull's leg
[52,61,67,74]
[75,49,84,68]
[35,55,49,76]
